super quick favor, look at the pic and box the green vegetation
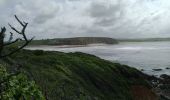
[29,37,118,45]
[1,49,152,100]
[0,65,45,100]
[0,15,45,100]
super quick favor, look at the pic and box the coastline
[25,42,170,77]
[9,46,170,99]
[27,43,112,48]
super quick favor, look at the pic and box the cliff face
[2,49,159,100]
[29,37,118,45]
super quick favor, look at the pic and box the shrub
[33,50,44,56]
[0,65,45,100]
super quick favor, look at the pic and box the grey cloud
[94,18,115,26]
[1,0,170,39]
[89,2,121,18]
[34,12,58,24]
[88,1,124,27]
[33,3,60,24]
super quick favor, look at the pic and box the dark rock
[153,74,170,99]
[160,74,170,84]
[166,67,170,69]
[152,69,163,71]
[160,94,170,100]
[147,75,159,81]
[159,84,170,90]
[160,74,170,80]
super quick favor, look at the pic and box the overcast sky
[1,0,170,39]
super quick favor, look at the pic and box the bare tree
[0,15,33,58]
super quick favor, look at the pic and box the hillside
[29,37,118,45]
[1,49,159,100]
[118,37,170,42]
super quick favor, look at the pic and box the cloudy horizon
[1,0,170,39]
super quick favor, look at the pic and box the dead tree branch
[0,15,34,58]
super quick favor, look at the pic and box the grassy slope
[3,50,153,100]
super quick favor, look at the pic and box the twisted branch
[0,15,34,58]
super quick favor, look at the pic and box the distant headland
[29,37,118,46]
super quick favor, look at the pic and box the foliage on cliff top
[2,49,152,100]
